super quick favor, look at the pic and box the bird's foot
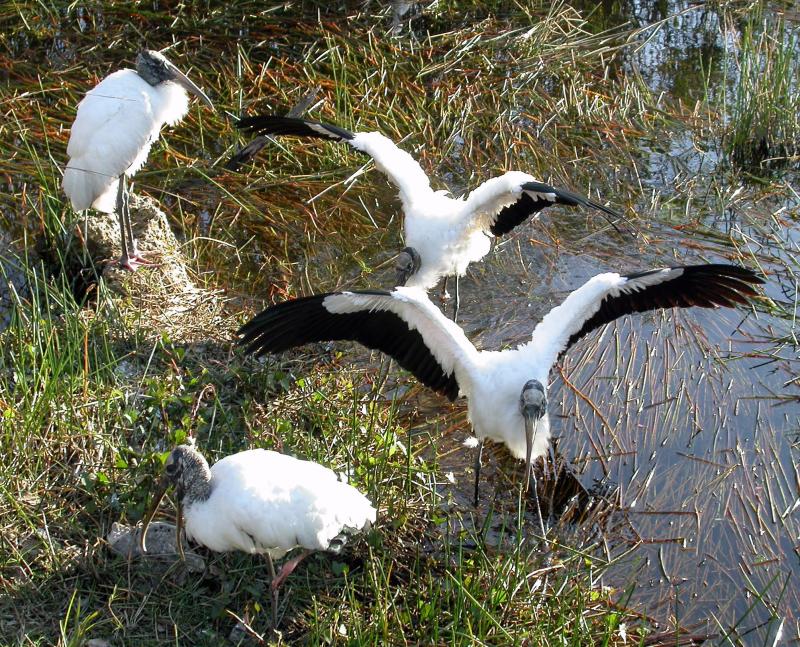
[118,251,159,272]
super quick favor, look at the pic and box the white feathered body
[326,286,554,461]
[467,349,552,461]
[470,271,662,460]
[183,449,376,560]
[62,69,190,212]
[350,133,540,289]
[328,275,644,463]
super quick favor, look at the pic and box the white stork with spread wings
[238,263,762,526]
[234,114,623,319]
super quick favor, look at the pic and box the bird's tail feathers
[327,519,373,554]
[62,163,118,212]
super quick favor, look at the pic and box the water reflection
[577,0,728,103]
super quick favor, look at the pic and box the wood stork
[238,264,762,527]
[63,50,213,270]
[234,114,623,320]
[140,444,376,627]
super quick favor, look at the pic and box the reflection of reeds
[725,4,800,169]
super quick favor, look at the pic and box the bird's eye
[165,462,178,475]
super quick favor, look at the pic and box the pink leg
[265,550,313,628]
[271,549,314,592]
[116,175,159,272]
[119,250,159,271]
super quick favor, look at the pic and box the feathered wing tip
[521,181,624,231]
[622,263,764,305]
[225,136,269,171]
[235,115,355,142]
[522,182,622,219]
[561,263,765,353]
[488,179,625,237]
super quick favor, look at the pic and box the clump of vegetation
[725,5,800,169]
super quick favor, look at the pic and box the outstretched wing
[528,264,763,368]
[238,287,480,401]
[234,114,434,204]
[237,115,356,142]
[462,171,621,236]
[490,181,621,235]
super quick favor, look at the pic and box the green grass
[724,3,800,169]
[0,265,640,645]
[1,0,798,645]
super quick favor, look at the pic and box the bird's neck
[180,459,212,504]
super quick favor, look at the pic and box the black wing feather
[238,291,460,401]
[564,264,763,351]
[235,115,355,142]
[490,181,621,236]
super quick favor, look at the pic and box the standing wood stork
[238,264,762,528]
[63,50,213,270]
[234,114,623,320]
[140,444,376,627]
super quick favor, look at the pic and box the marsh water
[449,4,799,640]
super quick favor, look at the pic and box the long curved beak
[175,500,186,561]
[523,412,536,492]
[166,61,214,109]
[139,476,170,554]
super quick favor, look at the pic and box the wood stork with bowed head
[234,114,623,320]
[140,444,376,627]
[63,50,213,270]
[238,264,762,527]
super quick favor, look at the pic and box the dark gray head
[135,50,214,108]
[519,379,546,418]
[139,443,211,555]
[519,379,547,491]
[394,247,421,286]
[162,444,212,505]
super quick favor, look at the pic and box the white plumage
[140,444,375,626]
[239,264,762,519]
[62,50,213,270]
[180,448,376,558]
[63,70,190,213]
[234,115,621,318]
